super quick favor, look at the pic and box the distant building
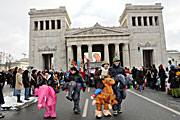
[0,51,11,64]
[29,3,168,71]
[0,58,29,71]
[167,50,180,66]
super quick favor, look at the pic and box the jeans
[0,104,1,112]
[13,88,17,96]
[112,89,123,111]
[16,90,21,95]
[25,87,29,99]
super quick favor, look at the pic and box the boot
[73,106,80,114]
[73,100,80,114]
[17,94,23,103]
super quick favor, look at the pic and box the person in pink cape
[35,72,59,119]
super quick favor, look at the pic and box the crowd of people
[131,64,180,98]
[0,59,180,119]
[0,67,66,118]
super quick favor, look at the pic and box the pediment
[66,23,129,37]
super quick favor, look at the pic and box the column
[115,43,120,58]
[49,20,52,30]
[38,21,40,30]
[67,45,73,69]
[123,43,130,68]
[55,20,57,29]
[135,17,138,26]
[77,44,82,62]
[67,45,73,62]
[43,21,46,30]
[141,16,144,26]
[104,43,109,63]
[147,16,150,26]
[88,44,93,61]
[152,16,155,26]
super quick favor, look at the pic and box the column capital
[88,44,93,47]
[114,43,120,45]
[67,44,72,47]
[77,44,82,47]
[124,43,129,45]
[104,43,109,46]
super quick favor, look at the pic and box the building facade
[29,3,167,71]
[167,50,180,66]
[0,51,11,64]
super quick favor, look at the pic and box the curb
[2,97,37,111]
[14,98,37,111]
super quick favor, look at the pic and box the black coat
[23,74,30,88]
[66,71,84,83]
[109,64,126,78]
[12,70,17,88]
[31,73,37,85]
[0,72,5,86]
[136,70,144,85]
[0,82,5,104]
[151,67,158,79]
[159,68,166,79]
[132,68,137,80]
[168,69,179,88]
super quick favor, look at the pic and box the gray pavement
[2,87,180,120]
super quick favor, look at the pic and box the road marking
[128,90,180,116]
[82,99,89,117]
[88,87,90,92]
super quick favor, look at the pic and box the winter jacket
[136,70,144,85]
[0,84,5,104]
[109,64,126,78]
[15,73,24,90]
[168,69,179,88]
[66,71,84,83]
[132,68,137,80]
[66,71,86,90]
[0,72,5,87]
[159,68,166,79]
[12,70,17,88]
[23,74,30,88]
[151,67,158,79]
[31,73,37,85]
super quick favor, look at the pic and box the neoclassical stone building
[29,3,167,71]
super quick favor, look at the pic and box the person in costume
[108,57,126,115]
[91,61,111,98]
[62,67,86,114]
[36,72,59,118]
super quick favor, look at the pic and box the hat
[170,65,175,69]
[102,61,109,66]
[113,57,120,62]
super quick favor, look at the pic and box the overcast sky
[0,0,180,60]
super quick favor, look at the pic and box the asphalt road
[2,87,180,120]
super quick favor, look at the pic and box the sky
[0,0,180,60]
